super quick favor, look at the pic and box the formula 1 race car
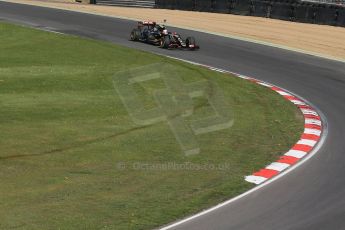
[160,32,199,50]
[130,21,199,50]
[130,21,163,46]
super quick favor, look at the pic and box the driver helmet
[162,29,168,35]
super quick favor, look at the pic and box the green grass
[0,22,303,230]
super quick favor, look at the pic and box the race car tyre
[162,35,172,49]
[130,29,141,41]
[186,36,196,48]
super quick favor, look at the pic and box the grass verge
[0,22,303,229]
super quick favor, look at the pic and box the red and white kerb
[244,78,322,185]
[164,57,323,186]
[199,66,322,185]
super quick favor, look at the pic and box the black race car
[130,21,199,50]
[160,32,199,50]
[130,21,163,46]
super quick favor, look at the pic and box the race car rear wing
[138,21,156,26]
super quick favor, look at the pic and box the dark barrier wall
[195,0,212,12]
[230,0,251,15]
[214,0,231,13]
[155,0,345,27]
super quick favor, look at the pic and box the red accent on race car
[142,21,156,25]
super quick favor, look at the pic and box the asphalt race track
[1,2,345,230]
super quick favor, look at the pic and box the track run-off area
[1,1,345,230]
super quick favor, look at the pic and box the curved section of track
[1,2,345,229]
